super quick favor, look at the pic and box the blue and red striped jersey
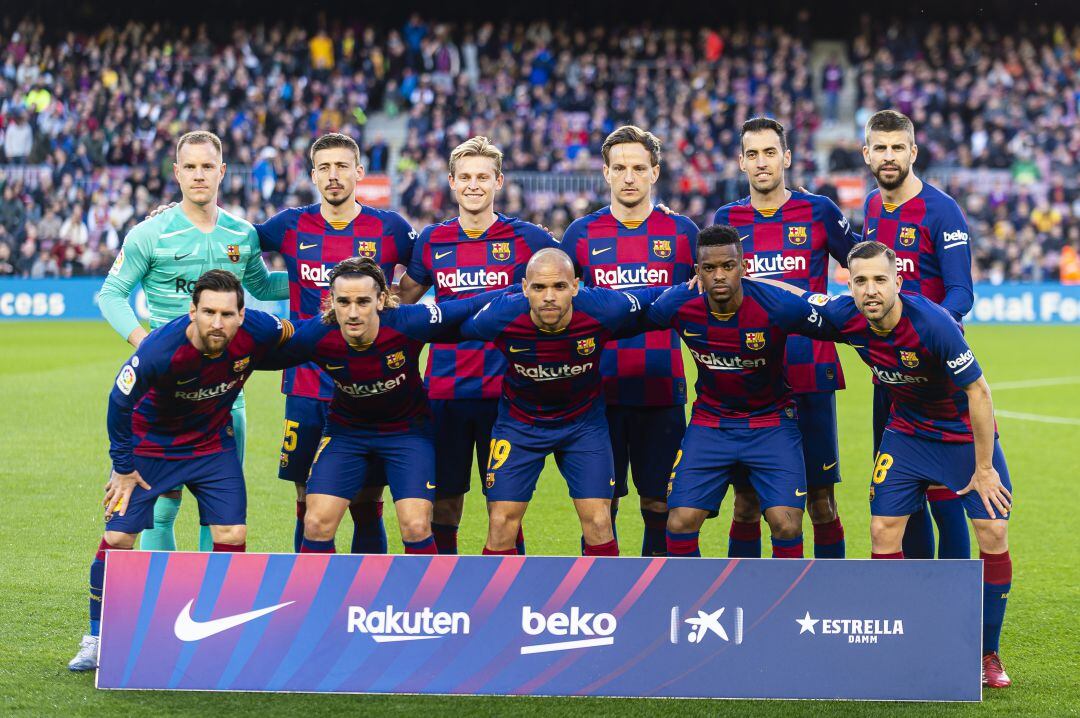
[862,182,973,320]
[405,213,559,400]
[561,207,698,406]
[646,281,828,429]
[713,190,859,394]
[107,310,293,472]
[266,292,499,434]
[808,291,985,443]
[256,203,416,400]
[460,286,664,425]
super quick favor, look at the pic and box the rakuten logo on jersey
[690,348,766,371]
[871,366,928,385]
[436,268,510,293]
[896,257,916,275]
[520,606,617,654]
[347,605,470,642]
[592,266,669,289]
[512,362,593,381]
[299,261,332,287]
[744,254,806,277]
[175,379,240,401]
[334,373,406,396]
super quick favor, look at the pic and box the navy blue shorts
[668,421,807,514]
[607,404,687,500]
[431,398,499,498]
[278,395,386,489]
[872,384,891,455]
[306,423,436,502]
[485,401,615,503]
[796,392,841,488]
[106,452,246,534]
[870,430,1012,521]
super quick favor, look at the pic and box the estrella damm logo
[232,356,251,373]
[899,226,917,247]
[485,472,496,489]
[576,337,597,356]
[652,239,672,258]
[900,350,920,368]
[386,350,406,369]
[744,331,766,351]
[226,244,241,263]
[357,240,378,259]
[787,225,808,245]
[491,241,512,261]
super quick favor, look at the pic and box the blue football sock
[928,489,970,559]
[728,520,762,558]
[432,523,459,555]
[982,551,1012,654]
[640,509,668,557]
[666,530,701,557]
[813,517,846,559]
[349,501,387,554]
[294,501,306,553]
[300,537,335,553]
[901,500,935,559]
[771,534,804,558]
[89,544,105,637]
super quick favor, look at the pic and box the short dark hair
[309,132,361,166]
[847,240,897,267]
[322,256,398,323]
[740,117,787,153]
[864,109,915,145]
[192,269,244,309]
[601,125,662,167]
[697,224,743,259]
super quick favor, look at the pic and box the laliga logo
[669,606,744,645]
[520,606,616,655]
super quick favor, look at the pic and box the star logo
[797,611,819,635]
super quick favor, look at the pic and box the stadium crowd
[0,15,1078,282]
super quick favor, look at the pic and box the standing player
[69,271,294,671]
[561,125,698,557]
[713,118,859,559]
[396,136,560,554]
[264,258,502,555]
[460,249,665,556]
[257,133,416,553]
[98,130,289,552]
[647,226,832,559]
[862,110,975,560]
[777,241,1012,687]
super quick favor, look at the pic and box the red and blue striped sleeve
[107,337,170,473]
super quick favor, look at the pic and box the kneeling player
[799,241,1013,687]
[265,257,501,555]
[460,248,665,556]
[70,271,294,671]
[646,225,832,559]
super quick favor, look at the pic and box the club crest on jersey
[744,331,766,351]
[652,239,672,258]
[385,350,406,370]
[357,240,378,259]
[485,472,496,489]
[232,356,251,373]
[899,226,917,247]
[491,241,512,261]
[787,226,808,245]
[576,337,597,356]
[226,244,241,263]
[900,350,920,368]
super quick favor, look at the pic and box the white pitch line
[992,376,1080,391]
[995,410,1080,426]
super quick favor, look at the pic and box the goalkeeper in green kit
[98,130,288,551]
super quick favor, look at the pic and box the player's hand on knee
[105,469,150,519]
[145,202,177,220]
[958,466,1011,519]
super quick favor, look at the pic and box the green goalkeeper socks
[140,496,181,551]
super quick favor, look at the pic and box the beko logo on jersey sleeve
[941,230,969,249]
[947,349,975,373]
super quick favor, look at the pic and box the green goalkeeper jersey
[99,204,289,338]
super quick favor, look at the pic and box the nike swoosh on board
[173,599,294,642]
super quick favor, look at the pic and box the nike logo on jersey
[426,482,436,489]
[609,478,616,486]
[739,234,750,242]
[326,365,345,371]
[435,250,454,260]
[174,251,193,260]
[683,331,703,337]
[795,489,807,497]
[591,247,613,256]
[508,346,529,353]
[177,377,199,385]
[174,599,294,642]
[866,227,876,235]
[823,461,838,471]
[299,242,318,250]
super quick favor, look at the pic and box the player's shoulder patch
[108,247,125,275]
[807,293,832,306]
[116,365,137,395]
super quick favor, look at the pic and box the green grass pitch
[1,321,1077,716]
